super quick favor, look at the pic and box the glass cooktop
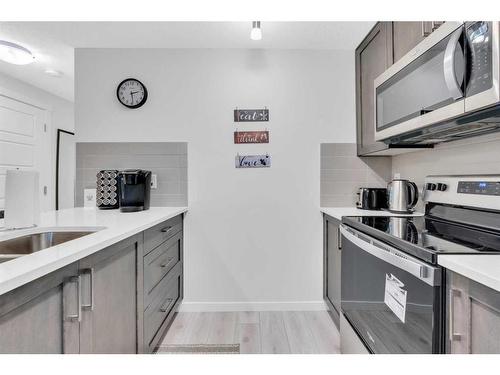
[342,215,500,264]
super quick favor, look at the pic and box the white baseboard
[178,301,327,312]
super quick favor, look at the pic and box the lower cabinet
[0,263,80,353]
[0,214,184,354]
[323,214,342,326]
[78,234,141,354]
[447,270,500,354]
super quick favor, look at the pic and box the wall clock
[116,78,148,108]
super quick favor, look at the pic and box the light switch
[151,174,158,189]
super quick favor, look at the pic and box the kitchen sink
[0,230,98,263]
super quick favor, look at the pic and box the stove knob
[437,183,447,191]
[426,183,437,191]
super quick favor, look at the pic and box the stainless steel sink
[0,231,96,263]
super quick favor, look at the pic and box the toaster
[356,187,388,210]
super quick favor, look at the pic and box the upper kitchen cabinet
[355,22,393,156]
[356,22,438,156]
[391,22,444,63]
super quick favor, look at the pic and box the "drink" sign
[235,154,271,168]
[234,109,269,122]
[234,131,269,144]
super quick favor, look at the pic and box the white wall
[0,71,75,210]
[75,48,356,310]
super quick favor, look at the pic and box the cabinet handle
[449,288,462,341]
[337,226,342,250]
[160,257,175,268]
[431,21,444,31]
[64,276,81,322]
[160,297,175,313]
[80,268,94,311]
[161,226,173,234]
[422,22,431,37]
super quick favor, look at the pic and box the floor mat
[156,344,240,354]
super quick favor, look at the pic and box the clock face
[116,78,148,108]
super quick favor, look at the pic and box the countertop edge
[0,207,188,296]
[320,206,424,220]
[438,255,500,293]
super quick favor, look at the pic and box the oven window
[376,25,465,131]
[341,233,442,353]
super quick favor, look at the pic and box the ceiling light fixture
[250,21,262,41]
[0,40,34,65]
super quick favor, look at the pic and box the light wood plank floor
[159,311,340,354]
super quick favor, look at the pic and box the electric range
[339,175,500,354]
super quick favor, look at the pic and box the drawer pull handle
[161,226,173,233]
[160,257,175,268]
[160,298,175,313]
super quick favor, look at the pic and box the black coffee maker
[118,170,151,212]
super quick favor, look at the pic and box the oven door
[340,225,443,354]
[374,22,466,141]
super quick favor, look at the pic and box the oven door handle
[340,225,440,286]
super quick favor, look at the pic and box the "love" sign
[235,154,271,168]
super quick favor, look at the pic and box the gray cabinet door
[78,235,142,353]
[447,271,500,354]
[392,22,427,63]
[324,215,341,324]
[392,22,444,63]
[355,22,393,156]
[0,263,80,353]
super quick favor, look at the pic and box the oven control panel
[424,175,500,210]
[457,181,500,196]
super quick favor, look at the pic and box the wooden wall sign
[234,109,269,122]
[235,154,271,168]
[234,131,269,144]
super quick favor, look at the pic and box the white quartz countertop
[0,206,187,296]
[320,206,424,221]
[438,255,500,293]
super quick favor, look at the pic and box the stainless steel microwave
[374,22,500,144]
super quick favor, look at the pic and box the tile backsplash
[392,135,500,211]
[320,143,392,207]
[76,142,187,207]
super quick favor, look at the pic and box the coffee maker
[118,170,151,212]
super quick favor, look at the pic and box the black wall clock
[116,78,148,108]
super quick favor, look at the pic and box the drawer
[144,262,181,347]
[144,215,183,255]
[144,231,182,304]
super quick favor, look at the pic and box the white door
[0,95,52,213]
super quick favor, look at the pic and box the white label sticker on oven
[384,273,407,323]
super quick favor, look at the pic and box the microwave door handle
[443,28,465,100]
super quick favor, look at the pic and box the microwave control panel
[466,21,493,96]
[457,181,500,196]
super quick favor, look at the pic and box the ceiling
[0,22,375,101]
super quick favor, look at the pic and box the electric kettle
[386,179,419,213]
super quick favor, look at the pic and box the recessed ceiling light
[45,69,63,78]
[0,40,34,65]
[250,21,262,41]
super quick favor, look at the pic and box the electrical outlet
[151,174,158,189]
